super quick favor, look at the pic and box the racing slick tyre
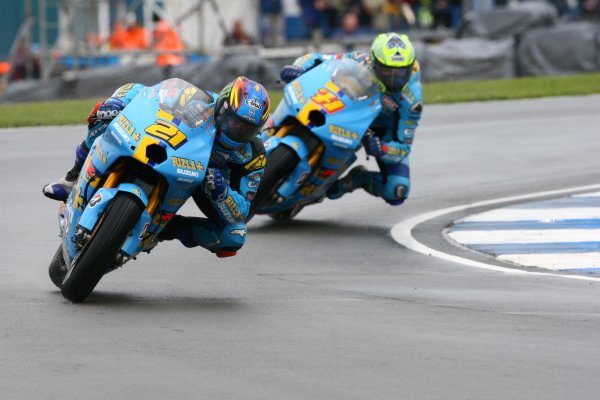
[247,145,299,222]
[48,245,67,289]
[60,193,144,303]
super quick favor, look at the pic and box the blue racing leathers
[82,82,265,257]
[292,52,423,205]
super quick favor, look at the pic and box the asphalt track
[1,95,599,399]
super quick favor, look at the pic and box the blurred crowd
[256,0,600,46]
[2,0,599,83]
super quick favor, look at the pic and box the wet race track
[1,95,599,399]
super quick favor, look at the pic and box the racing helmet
[214,77,270,148]
[370,33,416,94]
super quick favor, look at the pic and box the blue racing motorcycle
[248,58,382,220]
[49,78,216,302]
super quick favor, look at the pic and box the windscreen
[331,58,380,101]
[157,78,214,127]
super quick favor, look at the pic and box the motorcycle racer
[280,32,423,206]
[43,76,270,257]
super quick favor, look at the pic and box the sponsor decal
[402,87,416,103]
[145,117,187,149]
[247,180,260,189]
[110,130,122,145]
[329,124,359,140]
[292,81,306,105]
[114,83,135,98]
[139,222,151,239]
[386,147,407,157]
[381,95,399,112]
[113,123,131,143]
[244,154,266,171]
[403,129,415,136]
[230,228,247,238]
[246,97,262,110]
[88,123,106,139]
[97,109,120,120]
[89,193,102,207]
[179,87,198,107]
[177,168,199,178]
[132,188,142,197]
[172,156,204,171]
[330,134,353,145]
[311,87,345,114]
[74,186,85,211]
[225,196,242,220]
[118,115,140,141]
[217,195,243,223]
[95,144,107,164]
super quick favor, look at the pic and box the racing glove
[204,168,228,202]
[88,98,126,124]
[280,65,302,83]
[363,130,388,158]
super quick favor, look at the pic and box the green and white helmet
[370,33,416,93]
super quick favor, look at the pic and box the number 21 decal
[145,119,187,149]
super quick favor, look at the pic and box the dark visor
[373,59,413,93]
[216,107,262,144]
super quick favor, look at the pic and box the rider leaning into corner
[280,32,423,206]
[43,76,270,257]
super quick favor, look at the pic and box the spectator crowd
[257,0,600,46]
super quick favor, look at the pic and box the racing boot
[158,215,241,257]
[326,165,369,200]
[42,142,89,201]
[158,215,198,248]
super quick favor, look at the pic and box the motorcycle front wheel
[48,245,67,289]
[247,145,299,222]
[61,193,144,303]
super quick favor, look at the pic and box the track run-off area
[1,95,599,399]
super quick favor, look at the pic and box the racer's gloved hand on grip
[280,65,302,83]
[204,168,228,202]
[88,98,126,124]
[363,130,387,158]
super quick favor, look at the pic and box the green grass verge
[1,72,600,128]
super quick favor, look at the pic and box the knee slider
[218,223,247,251]
[383,176,410,205]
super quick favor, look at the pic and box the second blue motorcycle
[249,58,382,220]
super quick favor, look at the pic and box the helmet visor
[372,59,413,93]
[216,106,262,144]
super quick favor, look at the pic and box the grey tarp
[0,53,281,103]
[422,38,515,81]
[458,1,558,39]
[518,22,600,76]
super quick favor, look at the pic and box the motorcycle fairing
[61,78,217,265]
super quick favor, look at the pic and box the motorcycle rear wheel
[247,145,299,221]
[61,193,144,303]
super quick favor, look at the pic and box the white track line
[390,184,600,282]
